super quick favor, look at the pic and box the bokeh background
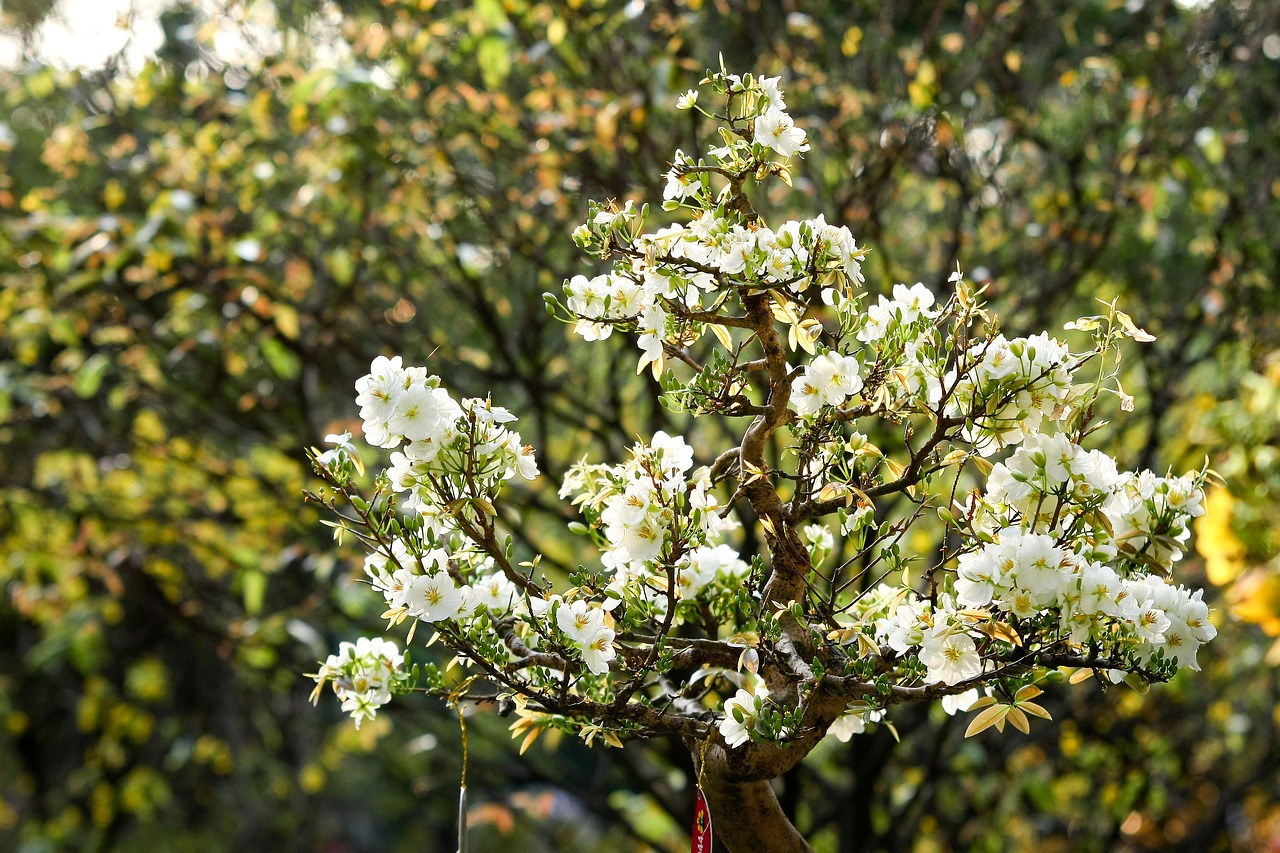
[2,1,1279,850]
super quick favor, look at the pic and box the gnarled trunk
[700,774,812,853]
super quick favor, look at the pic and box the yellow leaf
[650,353,665,380]
[1068,668,1094,684]
[1195,486,1246,585]
[1124,672,1150,694]
[1013,684,1043,702]
[519,726,542,755]
[794,319,823,354]
[856,633,881,659]
[816,482,854,506]
[1006,706,1030,734]
[1063,317,1101,332]
[273,303,301,341]
[769,291,801,325]
[104,179,126,210]
[546,17,566,45]
[710,323,734,351]
[964,704,1007,738]
[908,79,933,109]
[1115,309,1156,342]
[1231,572,1280,634]
[841,26,863,57]
[1020,701,1053,721]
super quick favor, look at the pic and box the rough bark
[700,773,812,853]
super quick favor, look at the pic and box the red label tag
[691,787,713,853]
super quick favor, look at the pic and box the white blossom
[753,107,809,157]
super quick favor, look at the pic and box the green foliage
[2,0,1279,850]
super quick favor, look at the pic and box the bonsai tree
[307,65,1214,853]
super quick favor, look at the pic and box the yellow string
[456,699,468,790]
[449,677,477,853]
[696,730,713,790]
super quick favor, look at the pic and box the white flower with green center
[753,106,808,157]
[404,573,467,623]
[956,548,1002,607]
[920,624,981,686]
[557,599,607,645]
[387,383,460,445]
[471,572,518,615]
[580,625,617,675]
[890,282,939,323]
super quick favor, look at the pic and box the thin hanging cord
[456,699,468,853]
[450,678,477,853]
[696,730,713,790]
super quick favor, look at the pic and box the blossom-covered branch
[306,62,1214,853]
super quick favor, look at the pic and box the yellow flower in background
[1196,486,1247,586]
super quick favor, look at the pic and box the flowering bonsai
[306,64,1213,853]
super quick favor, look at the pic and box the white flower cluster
[791,351,864,417]
[1109,470,1205,565]
[980,434,1206,570]
[362,537,520,626]
[828,704,888,742]
[851,435,1214,684]
[564,71,865,376]
[855,282,941,344]
[562,431,744,615]
[314,360,548,682]
[355,357,538,518]
[309,68,1218,752]
[985,432,1123,527]
[954,529,1214,671]
[874,593,982,685]
[679,543,751,598]
[942,333,1075,455]
[754,103,808,157]
[356,355,460,452]
[566,212,864,375]
[312,637,404,729]
[598,431,696,570]
[663,72,806,205]
[554,599,617,675]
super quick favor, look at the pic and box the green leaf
[243,570,266,616]
[261,337,300,380]
[477,35,513,90]
[74,352,110,399]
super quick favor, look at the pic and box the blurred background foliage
[1,0,1278,850]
